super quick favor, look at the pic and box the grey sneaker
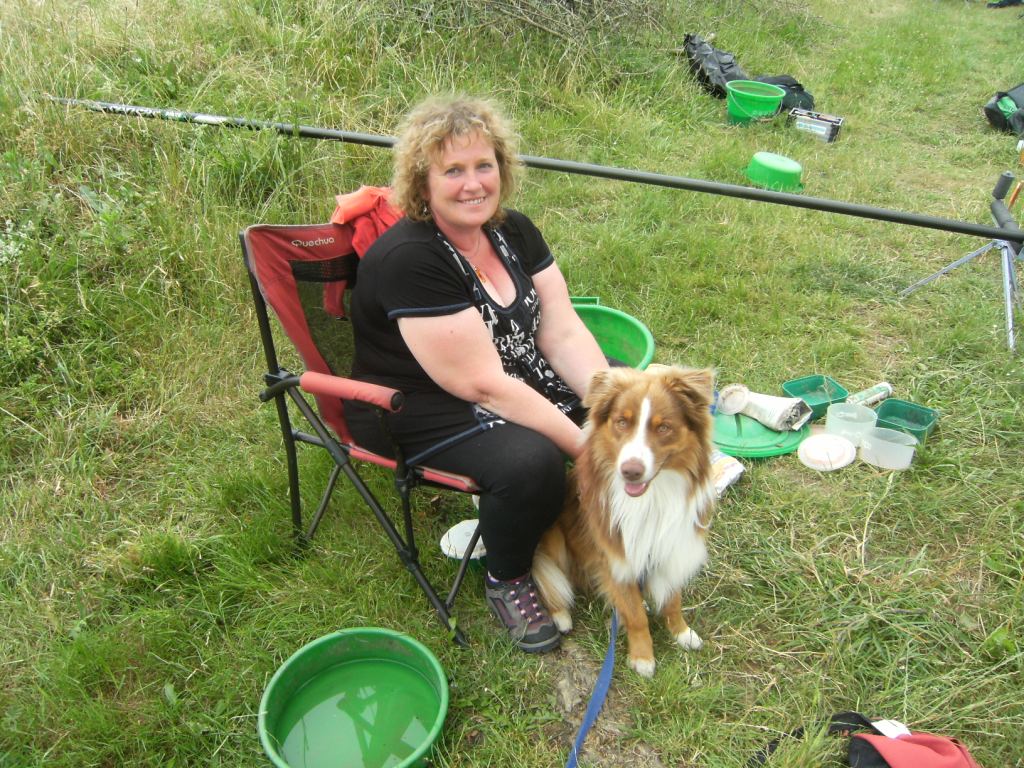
[485,573,561,653]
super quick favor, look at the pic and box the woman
[345,95,609,653]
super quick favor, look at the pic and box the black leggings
[345,400,579,579]
[418,423,567,579]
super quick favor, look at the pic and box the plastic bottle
[845,382,893,407]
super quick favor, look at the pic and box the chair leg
[395,473,418,563]
[276,387,473,645]
[272,393,304,539]
[304,464,343,542]
[446,524,482,609]
[338,462,470,646]
[395,475,471,646]
[400,554,470,646]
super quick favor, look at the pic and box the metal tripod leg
[900,239,1022,352]
[899,242,996,297]
[998,240,1021,351]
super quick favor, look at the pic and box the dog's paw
[629,656,656,678]
[676,628,703,651]
[552,610,573,634]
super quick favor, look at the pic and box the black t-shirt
[349,210,578,417]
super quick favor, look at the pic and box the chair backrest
[242,221,360,441]
[241,187,403,443]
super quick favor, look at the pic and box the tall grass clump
[2,0,1023,766]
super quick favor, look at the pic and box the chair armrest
[299,371,404,412]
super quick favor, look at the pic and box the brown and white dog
[533,364,715,677]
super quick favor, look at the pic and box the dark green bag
[984,82,1024,136]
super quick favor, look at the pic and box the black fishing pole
[47,95,1023,244]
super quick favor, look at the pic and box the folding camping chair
[240,193,482,646]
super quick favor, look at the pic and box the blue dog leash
[565,610,619,768]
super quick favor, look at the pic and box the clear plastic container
[824,402,878,448]
[860,427,918,470]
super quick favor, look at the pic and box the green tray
[713,412,808,458]
[781,375,848,420]
[875,398,938,444]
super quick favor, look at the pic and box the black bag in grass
[754,75,815,111]
[983,82,1024,136]
[682,33,750,98]
[681,35,815,112]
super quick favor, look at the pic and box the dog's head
[583,365,714,497]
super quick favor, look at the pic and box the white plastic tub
[860,427,918,470]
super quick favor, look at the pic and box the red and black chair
[240,192,482,645]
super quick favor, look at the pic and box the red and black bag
[749,711,983,768]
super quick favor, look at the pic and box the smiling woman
[342,95,611,654]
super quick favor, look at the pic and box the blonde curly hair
[391,95,522,226]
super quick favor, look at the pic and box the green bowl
[258,628,448,768]
[782,375,849,421]
[572,298,655,369]
[875,398,939,445]
[746,152,804,192]
[726,80,786,124]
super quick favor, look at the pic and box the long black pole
[48,96,1023,243]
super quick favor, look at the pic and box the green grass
[2,0,1023,766]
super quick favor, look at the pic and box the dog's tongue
[625,481,648,497]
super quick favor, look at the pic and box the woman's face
[424,131,500,235]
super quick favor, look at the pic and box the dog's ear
[659,366,715,411]
[584,367,637,423]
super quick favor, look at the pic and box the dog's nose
[620,458,645,483]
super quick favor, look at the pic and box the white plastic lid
[797,433,856,471]
[439,519,486,559]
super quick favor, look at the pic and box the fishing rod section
[46,96,397,149]
[47,95,1024,245]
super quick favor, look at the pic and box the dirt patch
[543,635,668,768]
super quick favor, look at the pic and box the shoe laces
[504,575,548,626]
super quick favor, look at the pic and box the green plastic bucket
[259,628,448,768]
[726,80,786,124]
[572,297,655,369]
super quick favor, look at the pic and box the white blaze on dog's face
[614,396,660,497]
[584,365,714,498]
